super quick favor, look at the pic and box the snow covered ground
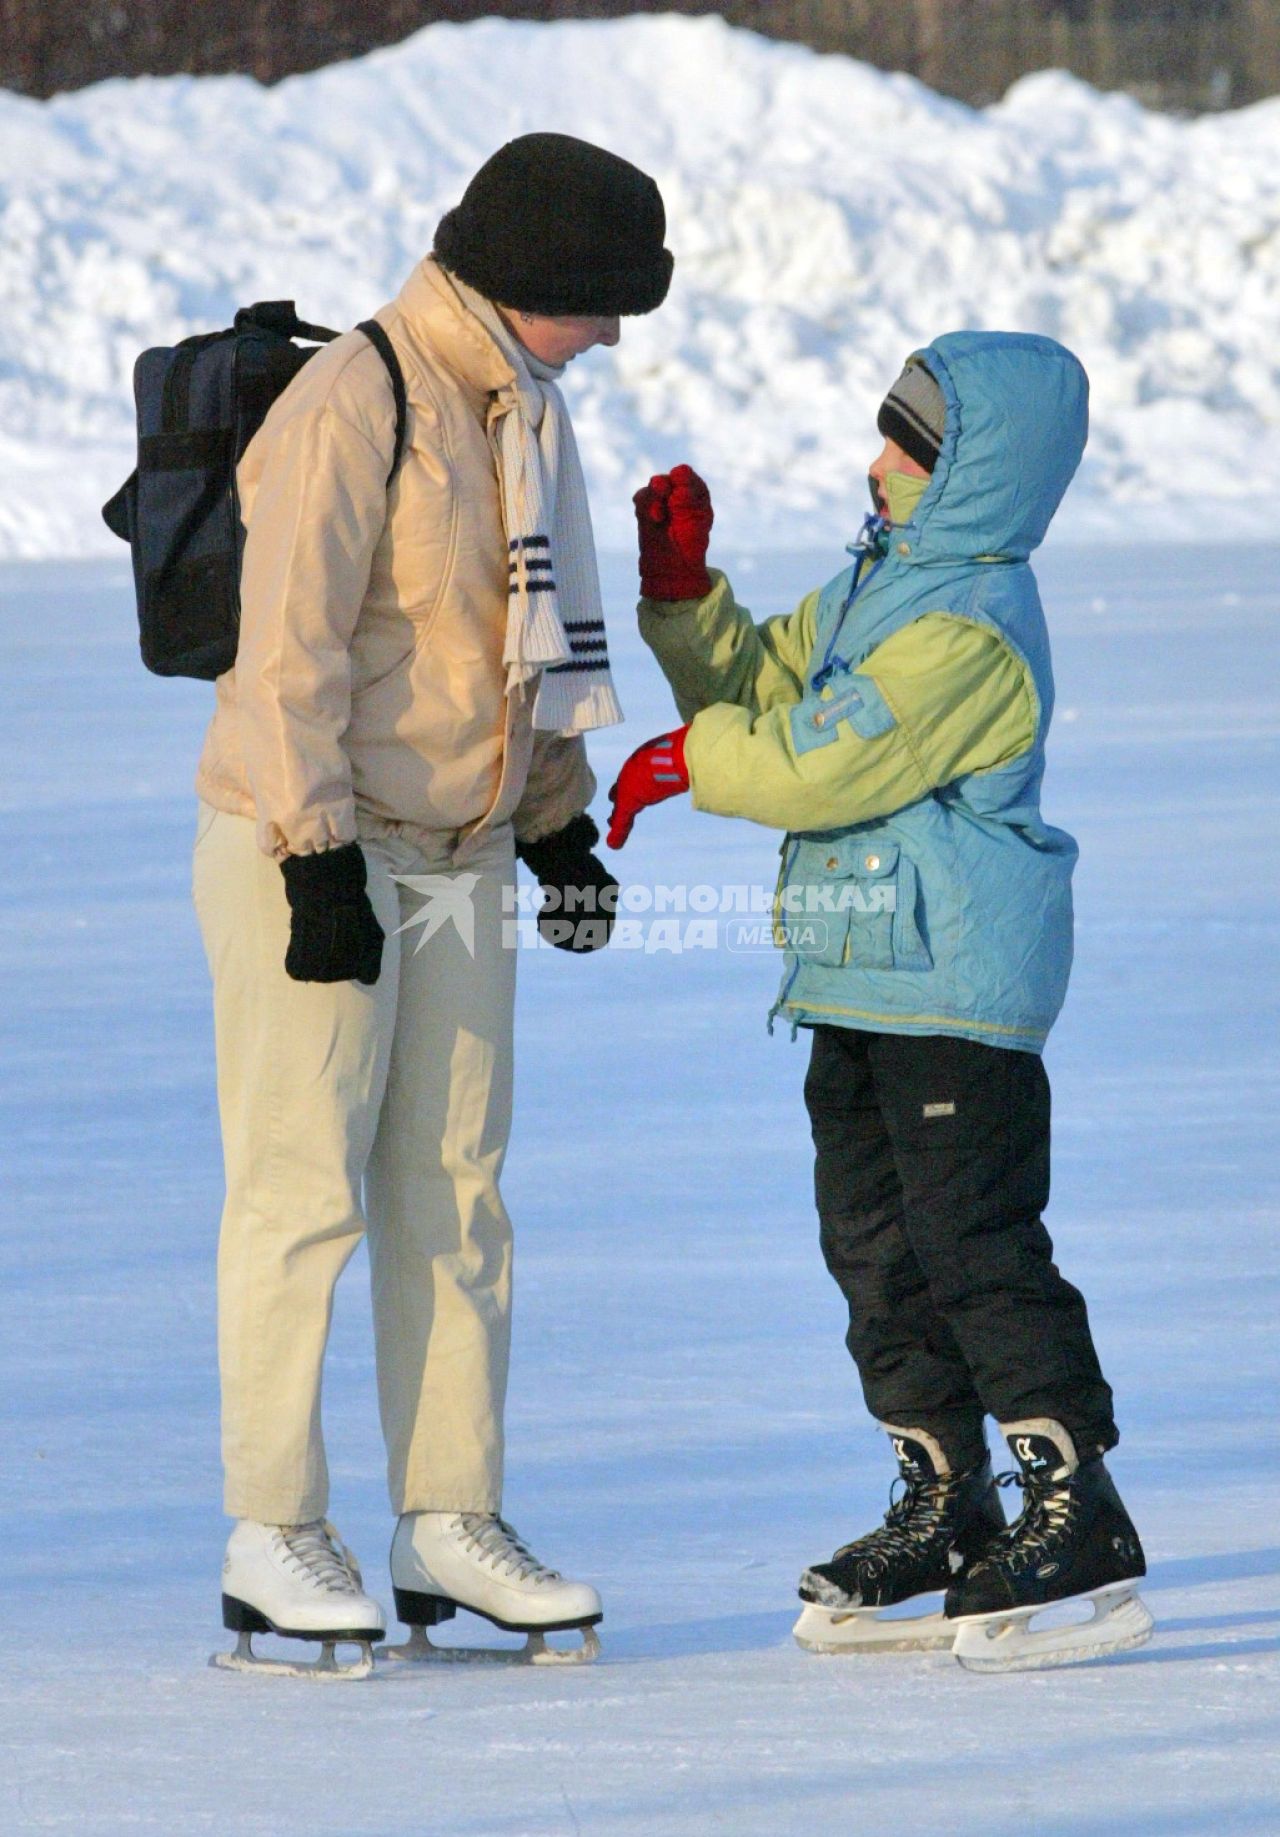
[5,13,1280,557]
[2,537,1278,1835]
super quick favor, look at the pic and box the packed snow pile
[3,13,1279,557]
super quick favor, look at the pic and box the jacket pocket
[352,640,417,699]
[350,609,422,699]
[778,837,933,972]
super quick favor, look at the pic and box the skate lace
[980,1470,1078,1574]
[834,1475,953,1577]
[454,1513,563,1586]
[274,1519,364,1596]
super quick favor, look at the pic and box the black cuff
[514,813,600,881]
[280,840,368,906]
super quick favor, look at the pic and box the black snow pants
[804,1024,1117,1473]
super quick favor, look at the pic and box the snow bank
[3,13,1279,557]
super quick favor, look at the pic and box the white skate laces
[383,1510,603,1665]
[832,1472,954,1578]
[272,1519,365,1595]
[451,1513,563,1585]
[211,1518,385,1680]
[980,1469,1078,1574]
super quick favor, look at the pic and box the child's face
[868,436,932,517]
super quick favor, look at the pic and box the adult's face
[499,309,622,365]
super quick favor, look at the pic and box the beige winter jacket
[194,258,595,862]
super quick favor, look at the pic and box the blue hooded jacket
[771,330,1086,1053]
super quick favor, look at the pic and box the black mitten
[280,842,385,985]
[515,814,619,954]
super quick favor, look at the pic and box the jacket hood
[896,331,1088,565]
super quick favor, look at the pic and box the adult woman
[192,133,672,1673]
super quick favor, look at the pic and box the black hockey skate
[945,1418,1152,1672]
[794,1425,1006,1653]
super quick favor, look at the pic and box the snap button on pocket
[826,855,839,870]
[865,853,881,871]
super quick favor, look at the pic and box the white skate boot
[212,1519,386,1680]
[381,1512,602,1665]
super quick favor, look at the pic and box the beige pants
[192,801,516,1523]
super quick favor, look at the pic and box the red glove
[634,464,714,600]
[606,727,691,849]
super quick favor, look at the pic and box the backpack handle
[233,305,405,483]
[234,300,339,344]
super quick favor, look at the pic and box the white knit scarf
[449,275,624,735]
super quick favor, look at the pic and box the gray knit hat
[877,357,946,472]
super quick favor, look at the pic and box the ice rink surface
[1,542,1277,1834]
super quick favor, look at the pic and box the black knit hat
[877,357,946,472]
[433,133,674,317]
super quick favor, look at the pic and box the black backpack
[102,301,407,681]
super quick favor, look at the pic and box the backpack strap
[357,319,408,487]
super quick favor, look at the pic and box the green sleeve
[637,570,819,724]
[684,614,1038,833]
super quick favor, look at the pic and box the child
[607,333,1150,1671]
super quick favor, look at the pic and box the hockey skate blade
[210,1630,375,1681]
[380,1622,601,1667]
[793,1598,954,1654]
[951,1583,1154,1674]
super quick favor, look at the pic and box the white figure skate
[380,1512,602,1666]
[211,1519,386,1680]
